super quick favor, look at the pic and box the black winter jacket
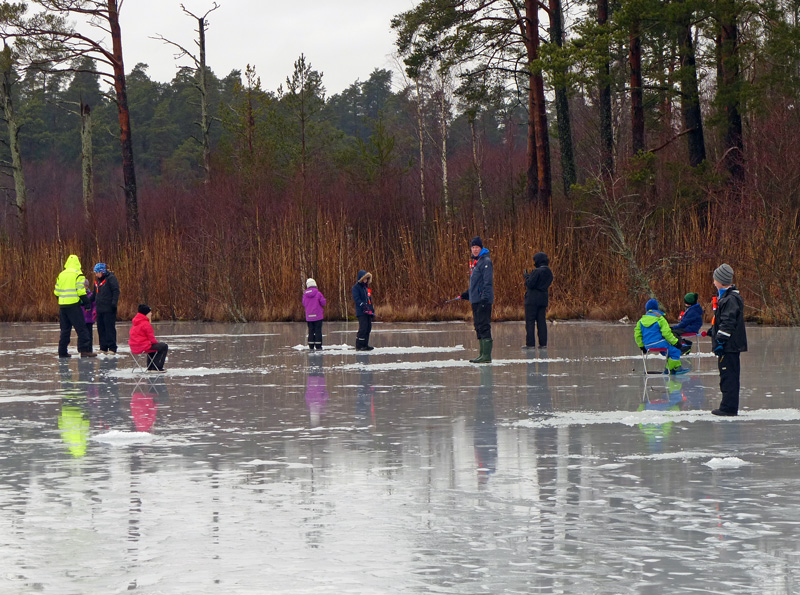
[524,252,553,307]
[352,270,374,317]
[710,286,747,353]
[94,271,120,314]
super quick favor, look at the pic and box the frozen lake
[1,320,799,594]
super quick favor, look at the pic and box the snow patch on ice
[159,333,279,339]
[597,352,717,362]
[240,459,313,468]
[108,367,271,378]
[704,457,750,469]
[292,343,352,352]
[292,344,465,356]
[625,451,722,461]
[514,408,800,428]
[0,393,61,403]
[92,431,156,445]
[339,357,567,371]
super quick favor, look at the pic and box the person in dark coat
[708,264,747,416]
[523,252,553,349]
[352,270,375,351]
[460,236,494,363]
[93,263,120,355]
[671,292,704,354]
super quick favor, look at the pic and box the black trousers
[96,310,118,352]
[307,320,323,348]
[471,302,492,340]
[59,304,92,355]
[147,342,169,371]
[356,315,372,348]
[717,351,741,414]
[525,303,547,347]
[85,323,94,349]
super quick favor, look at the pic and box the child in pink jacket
[302,279,326,350]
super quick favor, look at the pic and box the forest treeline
[0,0,798,325]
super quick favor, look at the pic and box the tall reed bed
[1,202,797,324]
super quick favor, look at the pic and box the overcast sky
[116,0,416,95]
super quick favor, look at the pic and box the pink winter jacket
[302,287,327,321]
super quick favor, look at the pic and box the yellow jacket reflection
[59,400,90,458]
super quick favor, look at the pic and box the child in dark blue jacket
[671,292,704,354]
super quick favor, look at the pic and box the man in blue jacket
[352,270,375,351]
[460,237,494,363]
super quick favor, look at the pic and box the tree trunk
[80,102,94,221]
[677,4,706,167]
[1,48,27,241]
[549,0,576,195]
[598,0,614,176]
[718,0,744,184]
[469,112,487,229]
[526,69,539,203]
[197,15,211,182]
[108,0,139,238]
[629,16,645,154]
[526,0,551,207]
[415,77,426,220]
[438,73,450,218]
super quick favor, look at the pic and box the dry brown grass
[2,203,798,324]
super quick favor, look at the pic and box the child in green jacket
[635,298,687,374]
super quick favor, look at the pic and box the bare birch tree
[153,2,220,182]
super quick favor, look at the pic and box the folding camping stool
[641,347,668,376]
[680,332,702,370]
[130,351,151,374]
[641,346,669,401]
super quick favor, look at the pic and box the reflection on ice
[0,320,799,593]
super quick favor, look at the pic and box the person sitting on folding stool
[635,298,687,375]
[129,304,168,372]
[671,292,704,354]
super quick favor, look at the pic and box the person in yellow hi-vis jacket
[54,254,96,358]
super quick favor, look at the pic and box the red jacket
[129,313,157,353]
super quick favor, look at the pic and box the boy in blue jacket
[352,270,375,351]
[671,292,704,354]
[635,298,687,374]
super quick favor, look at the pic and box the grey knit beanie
[713,263,734,286]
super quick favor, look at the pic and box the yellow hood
[64,254,82,271]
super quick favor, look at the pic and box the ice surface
[0,320,799,594]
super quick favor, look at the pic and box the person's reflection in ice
[355,353,374,426]
[638,378,686,452]
[130,377,170,433]
[526,359,552,413]
[57,359,92,458]
[305,352,329,427]
[89,355,124,430]
[679,375,707,410]
[474,366,497,486]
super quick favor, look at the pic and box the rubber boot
[471,339,493,364]
[468,340,485,363]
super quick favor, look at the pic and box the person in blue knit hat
[93,262,120,355]
[634,298,687,374]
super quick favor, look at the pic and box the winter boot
[468,340,484,363]
[470,339,493,364]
